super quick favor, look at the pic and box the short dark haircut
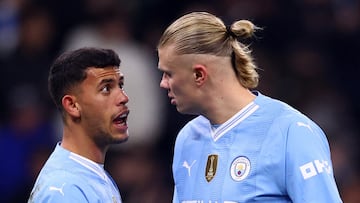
[48,47,121,112]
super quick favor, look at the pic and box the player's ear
[193,64,207,85]
[62,95,81,118]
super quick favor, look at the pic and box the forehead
[158,45,175,64]
[158,45,193,71]
[86,66,123,79]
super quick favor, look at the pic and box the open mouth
[113,112,129,126]
[170,97,176,105]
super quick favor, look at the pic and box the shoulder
[255,92,317,129]
[255,92,327,144]
[29,169,98,202]
[29,148,104,203]
[33,169,90,192]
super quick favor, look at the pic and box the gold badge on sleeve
[205,154,218,182]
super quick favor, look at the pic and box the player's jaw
[170,95,191,114]
[171,91,200,115]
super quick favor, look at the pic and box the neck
[61,126,107,164]
[204,87,255,125]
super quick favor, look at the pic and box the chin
[177,106,197,116]
[115,133,129,143]
[115,136,129,144]
[176,106,187,114]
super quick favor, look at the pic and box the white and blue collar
[211,101,259,142]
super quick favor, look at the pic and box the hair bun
[232,20,256,39]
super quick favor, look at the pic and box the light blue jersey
[28,143,122,203]
[172,92,342,203]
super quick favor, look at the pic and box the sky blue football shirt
[28,143,122,203]
[172,91,342,203]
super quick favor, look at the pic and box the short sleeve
[285,120,342,202]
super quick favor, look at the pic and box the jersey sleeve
[285,120,342,202]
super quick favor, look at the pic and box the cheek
[83,105,101,120]
[172,82,192,99]
[82,98,108,117]
[170,76,188,93]
[169,81,182,95]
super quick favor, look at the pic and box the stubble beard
[92,129,128,150]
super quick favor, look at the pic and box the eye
[163,72,171,78]
[119,82,124,90]
[101,85,111,93]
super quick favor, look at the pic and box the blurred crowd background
[0,0,359,202]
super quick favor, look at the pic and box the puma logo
[49,183,66,196]
[183,160,196,176]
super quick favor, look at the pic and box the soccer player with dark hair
[28,47,129,202]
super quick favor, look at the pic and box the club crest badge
[230,156,251,181]
[205,154,218,182]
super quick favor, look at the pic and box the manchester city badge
[230,156,251,181]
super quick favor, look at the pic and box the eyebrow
[98,75,124,86]
[158,65,168,72]
[100,78,114,84]
[97,78,112,88]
